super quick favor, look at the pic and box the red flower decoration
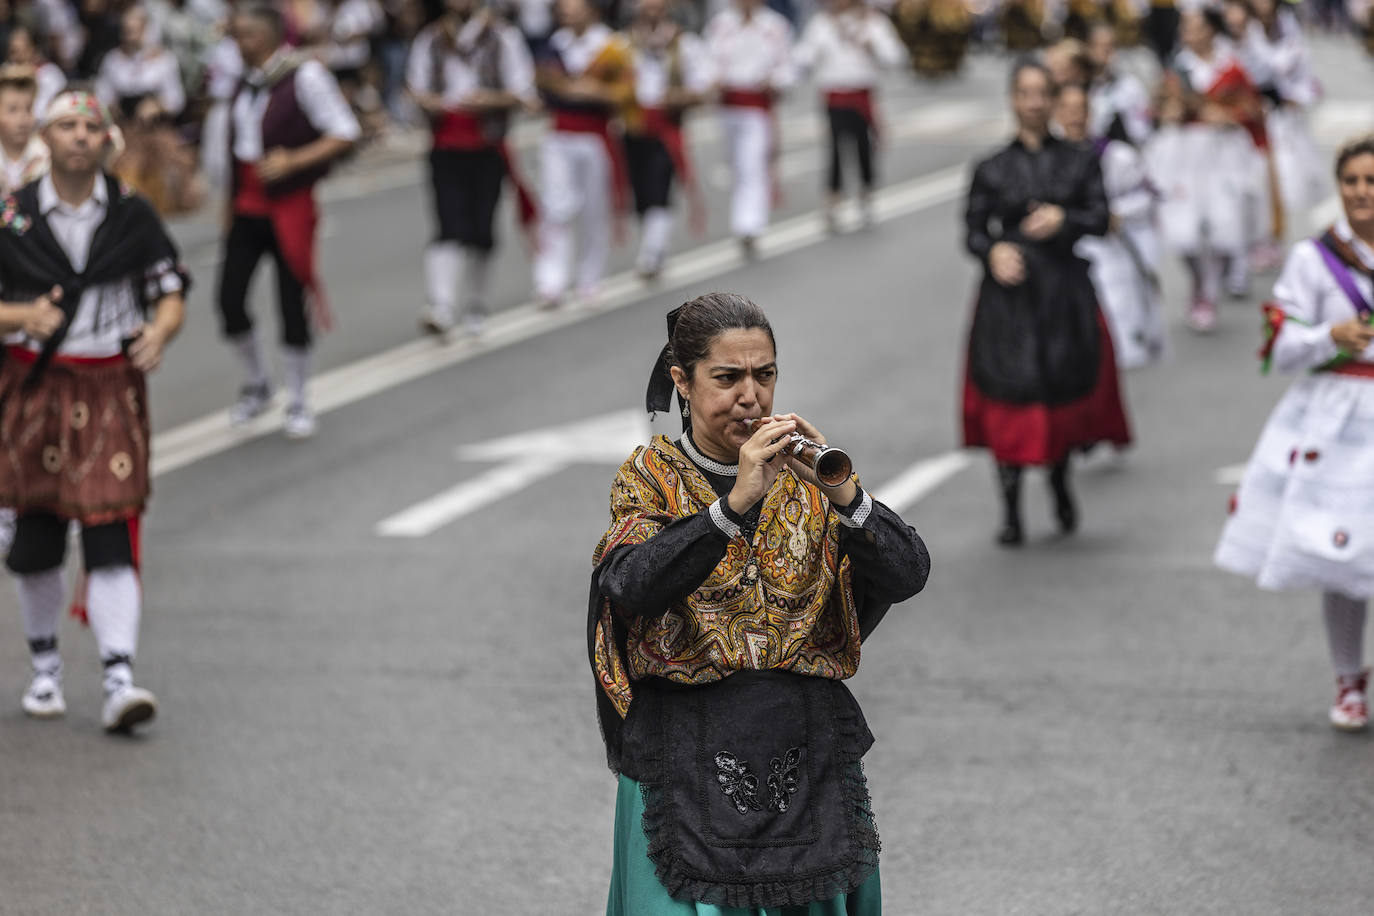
[1305,450,1321,463]
[1334,530,1350,549]
[1228,494,1238,515]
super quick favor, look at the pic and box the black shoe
[1053,491,1078,534]
[997,522,1024,547]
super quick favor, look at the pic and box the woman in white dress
[1058,83,1165,370]
[1215,136,1374,732]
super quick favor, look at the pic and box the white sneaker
[283,404,317,440]
[102,684,157,733]
[419,306,453,338]
[461,304,489,337]
[21,671,65,718]
[229,382,273,427]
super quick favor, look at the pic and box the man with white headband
[0,89,189,733]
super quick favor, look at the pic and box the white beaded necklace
[682,432,739,477]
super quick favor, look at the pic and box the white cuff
[835,491,873,529]
[709,498,742,539]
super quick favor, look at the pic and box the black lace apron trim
[618,671,880,909]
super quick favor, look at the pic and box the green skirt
[606,775,883,916]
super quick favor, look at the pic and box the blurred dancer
[1057,83,1164,370]
[1216,137,1374,732]
[963,61,1130,545]
[621,0,711,280]
[794,0,905,231]
[219,3,360,439]
[1149,8,1262,332]
[706,0,795,257]
[532,0,633,308]
[408,0,536,336]
[530,0,632,310]
[0,67,48,193]
[1086,22,1151,145]
[97,5,204,217]
[0,91,188,731]
[6,26,65,117]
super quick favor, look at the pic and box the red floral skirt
[962,309,1133,466]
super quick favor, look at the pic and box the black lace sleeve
[964,154,1000,263]
[1056,149,1110,247]
[597,512,732,618]
[836,496,930,639]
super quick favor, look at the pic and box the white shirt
[548,23,616,78]
[204,37,244,102]
[704,6,795,92]
[324,0,385,71]
[231,55,362,163]
[0,136,50,195]
[630,29,712,107]
[12,176,182,357]
[95,46,186,117]
[515,0,555,38]
[406,18,536,107]
[1270,219,1374,372]
[1089,70,1153,146]
[793,10,904,90]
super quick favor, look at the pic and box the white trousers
[722,107,772,239]
[533,132,611,301]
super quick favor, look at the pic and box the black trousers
[625,134,675,214]
[217,215,310,348]
[827,107,874,194]
[7,513,136,574]
[430,148,506,250]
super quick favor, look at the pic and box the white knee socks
[231,330,269,389]
[16,567,63,675]
[1322,590,1368,678]
[424,241,462,325]
[282,346,311,412]
[638,207,674,272]
[87,565,141,693]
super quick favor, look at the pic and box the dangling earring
[681,399,691,421]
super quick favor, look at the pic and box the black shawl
[0,174,190,384]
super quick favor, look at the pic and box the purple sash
[1315,232,1374,320]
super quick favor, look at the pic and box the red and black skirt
[0,347,150,525]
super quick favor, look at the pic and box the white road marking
[377,405,971,537]
[872,451,974,514]
[150,162,970,478]
[376,409,651,537]
[1215,464,1246,486]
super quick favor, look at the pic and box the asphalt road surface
[3,37,1374,916]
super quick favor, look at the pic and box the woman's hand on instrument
[22,286,63,341]
[728,416,796,515]
[1331,318,1374,353]
[989,241,1025,286]
[777,413,859,505]
[1020,203,1064,240]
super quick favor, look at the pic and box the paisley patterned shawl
[588,435,860,771]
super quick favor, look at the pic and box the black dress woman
[590,292,930,915]
[962,60,1132,546]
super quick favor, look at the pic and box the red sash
[640,107,706,236]
[553,110,631,240]
[1326,362,1374,380]
[824,88,881,142]
[720,88,773,110]
[5,345,127,367]
[232,158,332,332]
[433,110,491,151]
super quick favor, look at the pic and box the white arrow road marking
[872,451,974,514]
[376,410,650,538]
[377,456,567,538]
